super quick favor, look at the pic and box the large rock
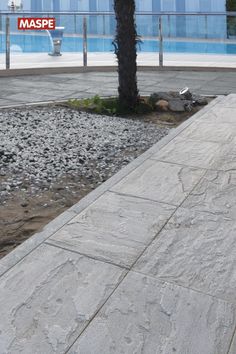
[149,92,173,104]
[168,99,186,112]
[155,99,169,112]
[195,97,208,106]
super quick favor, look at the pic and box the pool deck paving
[0,74,236,353]
[1,52,236,70]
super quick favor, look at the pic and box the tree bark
[114,0,139,110]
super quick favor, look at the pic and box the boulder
[149,92,173,104]
[168,99,186,112]
[155,99,169,112]
[195,97,208,106]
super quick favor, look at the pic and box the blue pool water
[1,34,236,55]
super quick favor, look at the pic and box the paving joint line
[149,158,224,172]
[227,327,236,354]
[44,242,128,271]
[131,269,236,305]
[106,190,179,208]
[63,271,130,354]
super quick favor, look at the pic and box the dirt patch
[0,176,93,259]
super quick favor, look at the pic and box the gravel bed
[0,106,170,203]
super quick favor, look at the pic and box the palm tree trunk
[114,0,139,110]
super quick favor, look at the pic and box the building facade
[1,0,226,13]
[0,1,227,39]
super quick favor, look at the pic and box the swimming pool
[1,33,236,55]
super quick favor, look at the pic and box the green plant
[68,93,160,116]
[68,96,120,115]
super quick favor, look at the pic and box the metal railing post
[159,16,163,67]
[103,14,105,35]
[5,16,10,69]
[205,15,208,39]
[168,14,171,37]
[74,14,76,33]
[83,16,87,67]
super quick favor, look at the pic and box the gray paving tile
[0,243,125,354]
[134,207,236,302]
[68,271,236,354]
[183,170,236,219]
[87,89,118,96]
[212,138,236,171]
[0,98,17,106]
[179,120,236,143]
[220,94,236,107]
[137,72,177,79]
[158,78,206,90]
[176,71,219,80]
[152,136,222,169]
[0,264,7,277]
[199,107,236,125]
[111,159,204,206]
[5,92,52,103]
[228,331,236,354]
[196,88,229,95]
[211,78,236,89]
[48,191,175,268]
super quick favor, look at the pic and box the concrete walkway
[1,69,236,107]
[0,94,236,353]
[1,52,236,70]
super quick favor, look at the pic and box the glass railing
[0,11,236,70]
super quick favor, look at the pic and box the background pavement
[1,69,236,107]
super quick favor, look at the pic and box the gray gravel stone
[0,106,169,202]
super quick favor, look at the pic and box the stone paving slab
[179,120,236,143]
[111,159,205,206]
[182,170,236,219]
[221,93,236,107]
[199,106,236,125]
[68,271,236,354]
[211,138,236,171]
[47,191,176,268]
[0,264,7,276]
[229,332,236,354]
[0,243,125,354]
[152,136,223,169]
[134,207,236,302]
